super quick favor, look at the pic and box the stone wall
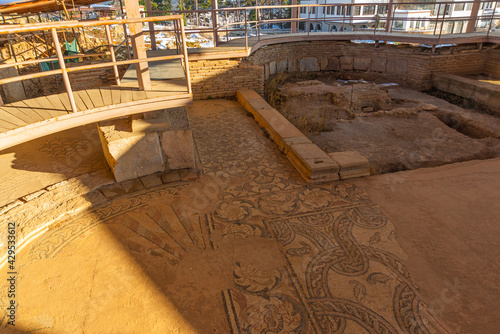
[247,41,489,90]
[189,58,263,100]
[187,41,499,100]
[483,48,500,78]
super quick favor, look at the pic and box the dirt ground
[272,79,500,174]
[349,158,500,334]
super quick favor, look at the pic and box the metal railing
[0,15,192,112]
[141,0,499,48]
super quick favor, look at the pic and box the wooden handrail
[65,54,183,73]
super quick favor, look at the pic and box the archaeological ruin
[0,0,499,332]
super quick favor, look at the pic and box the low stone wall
[189,58,263,100]
[188,40,499,100]
[248,41,488,90]
[483,48,500,78]
[432,73,500,116]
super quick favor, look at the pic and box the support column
[291,0,298,33]
[145,0,156,50]
[466,0,481,33]
[385,0,394,32]
[212,0,218,46]
[124,0,151,90]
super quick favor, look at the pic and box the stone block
[270,61,277,75]
[288,58,298,72]
[161,129,196,170]
[100,183,127,199]
[287,143,340,183]
[179,169,198,181]
[120,178,145,194]
[162,170,181,184]
[0,67,26,102]
[386,59,407,75]
[326,57,340,71]
[320,57,328,71]
[277,59,288,73]
[328,151,370,180]
[98,122,165,183]
[340,57,353,70]
[354,57,371,71]
[237,89,271,111]
[300,57,320,72]
[140,173,163,188]
[372,57,387,72]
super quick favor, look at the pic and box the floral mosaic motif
[214,199,255,222]
[240,295,307,334]
[234,262,282,294]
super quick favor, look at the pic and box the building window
[337,6,342,15]
[346,6,351,15]
[364,5,376,15]
[354,6,361,16]
[378,5,388,14]
[455,3,465,11]
[466,3,473,10]
[312,7,316,14]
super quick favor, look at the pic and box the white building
[298,0,498,33]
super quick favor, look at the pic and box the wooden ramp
[0,85,192,151]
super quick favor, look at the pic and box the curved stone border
[0,168,198,269]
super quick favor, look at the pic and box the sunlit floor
[1,100,499,333]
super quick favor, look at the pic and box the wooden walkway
[0,53,191,150]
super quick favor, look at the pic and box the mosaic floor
[0,100,443,333]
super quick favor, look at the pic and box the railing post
[291,0,298,33]
[212,0,219,47]
[307,6,311,35]
[245,9,248,49]
[433,4,441,35]
[179,18,192,95]
[487,1,498,37]
[466,0,482,33]
[385,0,394,32]
[342,6,346,32]
[105,25,121,86]
[51,28,77,113]
[145,0,156,50]
[225,10,229,42]
[257,8,261,41]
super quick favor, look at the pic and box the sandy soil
[349,158,500,334]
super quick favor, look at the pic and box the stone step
[328,151,370,180]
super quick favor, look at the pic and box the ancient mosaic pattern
[2,103,440,332]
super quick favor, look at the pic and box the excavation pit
[268,76,500,174]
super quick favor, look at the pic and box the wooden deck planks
[0,109,27,127]
[46,94,69,114]
[0,105,37,124]
[110,87,122,105]
[132,90,148,102]
[30,97,68,118]
[74,91,94,110]
[146,91,170,99]
[21,99,54,120]
[120,88,134,104]
[56,93,72,112]
[100,87,113,106]
[72,93,88,112]
[86,89,105,108]
[9,101,45,122]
